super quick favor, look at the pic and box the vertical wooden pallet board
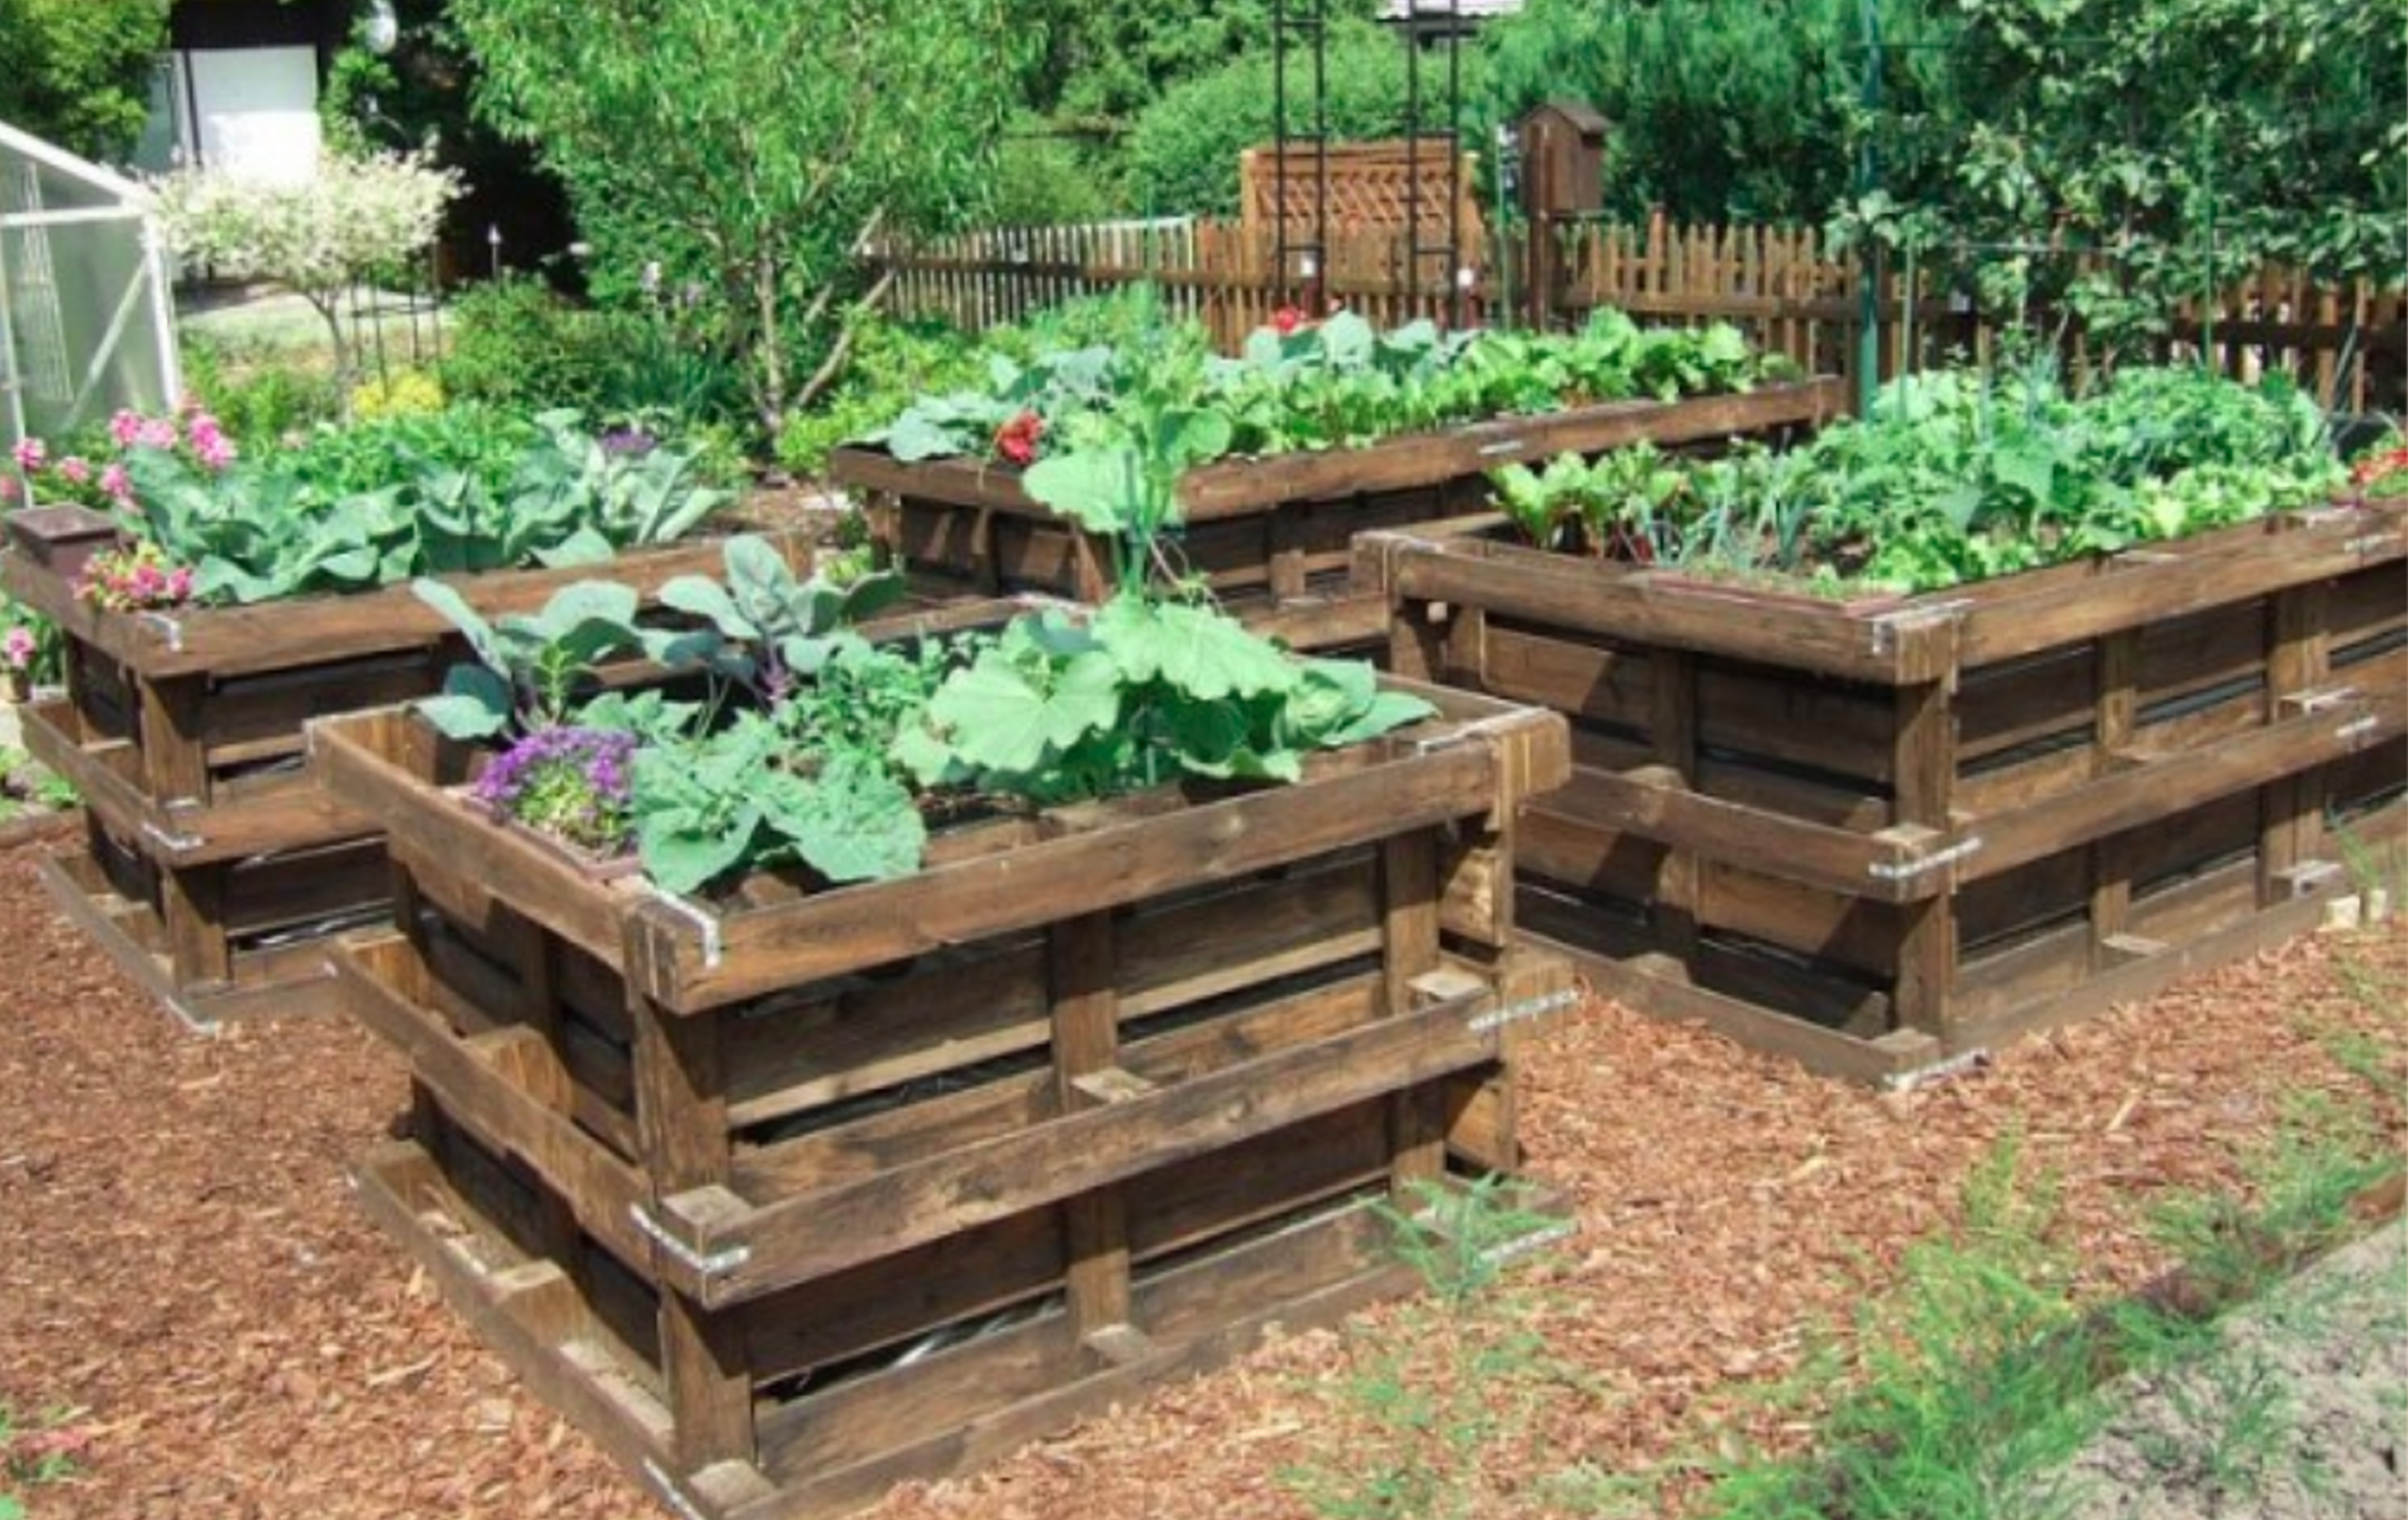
[310,657,1573,1518]
[0,528,808,1028]
[1357,499,2408,1083]
[833,380,1847,653]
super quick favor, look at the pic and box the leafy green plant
[890,373,1436,802]
[656,533,907,699]
[115,410,726,605]
[634,710,928,892]
[410,579,650,739]
[1486,362,2345,594]
[438,277,632,417]
[177,331,344,445]
[868,307,1778,474]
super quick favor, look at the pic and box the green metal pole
[1856,0,1882,414]
[2197,116,2215,361]
[1494,125,1513,331]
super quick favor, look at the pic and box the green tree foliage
[0,0,168,162]
[1123,21,1459,218]
[1477,0,1928,224]
[1478,0,2401,344]
[1847,0,2408,329]
[450,0,1033,432]
[1026,0,1379,134]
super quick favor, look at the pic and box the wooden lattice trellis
[1240,138,1483,254]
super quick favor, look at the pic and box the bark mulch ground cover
[1,825,2399,1519]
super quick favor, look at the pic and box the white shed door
[188,46,321,186]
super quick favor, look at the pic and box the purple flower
[11,437,45,472]
[473,726,638,853]
[4,626,34,670]
[599,428,658,458]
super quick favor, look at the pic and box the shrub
[153,153,461,394]
[438,276,627,415]
[350,368,447,420]
[177,332,343,446]
[1120,22,1453,218]
[774,313,985,481]
[983,127,1119,227]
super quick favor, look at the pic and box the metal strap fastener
[640,1461,712,1520]
[629,1203,751,1279]
[1883,1047,1991,1093]
[1865,598,1971,656]
[1476,438,1526,456]
[137,611,185,653]
[1479,1219,1577,1271]
[2290,686,2360,715]
[1413,710,1532,756]
[642,884,724,970]
[2336,716,2380,744]
[2343,532,2400,557]
[1868,834,1983,884]
[1467,987,1580,1035]
[1407,1203,1577,1269]
[141,819,205,854]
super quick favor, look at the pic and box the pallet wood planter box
[306,644,1572,1519]
[830,378,1847,653]
[1355,500,2408,1083]
[0,528,808,1028]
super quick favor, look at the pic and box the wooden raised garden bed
[0,514,809,1029]
[830,378,1847,653]
[1355,500,2408,1084]
[306,641,1572,1520]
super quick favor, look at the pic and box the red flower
[2349,445,2408,489]
[1272,306,1306,336]
[995,410,1045,466]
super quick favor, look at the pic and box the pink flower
[101,463,133,500]
[4,626,33,670]
[58,456,91,486]
[135,419,178,450]
[11,437,45,472]
[110,409,144,447]
[167,565,195,599]
[195,433,237,470]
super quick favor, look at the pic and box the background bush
[1121,21,1448,218]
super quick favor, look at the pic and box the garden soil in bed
[0,828,2399,1519]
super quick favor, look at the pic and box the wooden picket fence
[872,217,2405,413]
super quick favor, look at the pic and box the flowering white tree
[152,152,459,396]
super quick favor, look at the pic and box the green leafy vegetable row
[117,412,728,604]
[414,535,1432,895]
[869,306,1787,469]
[1489,363,2347,593]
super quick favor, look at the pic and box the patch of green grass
[1675,1049,2403,1520]
[1282,1174,1600,1520]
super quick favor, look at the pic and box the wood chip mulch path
[1,832,2399,1519]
